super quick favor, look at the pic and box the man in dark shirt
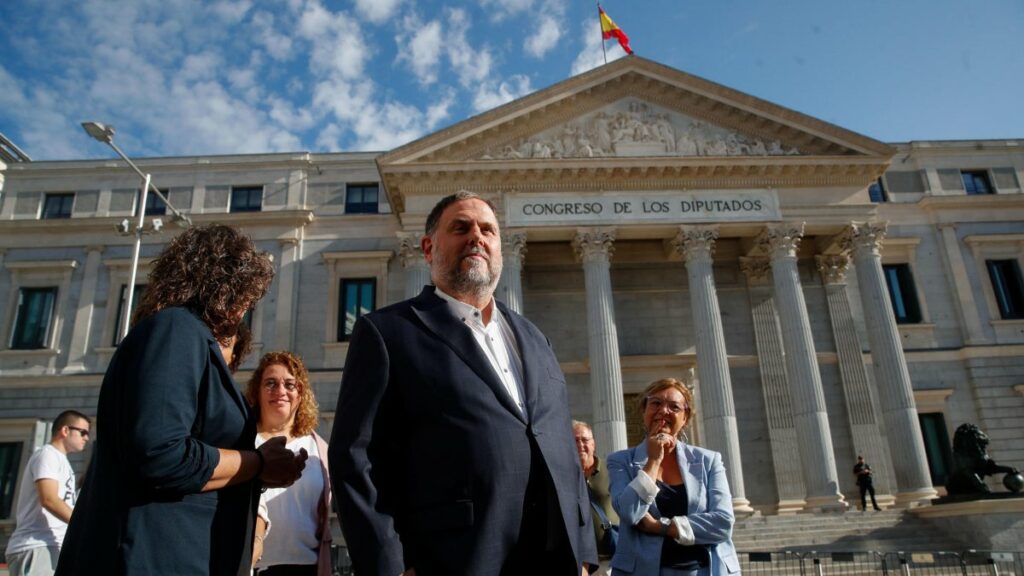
[853,455,881,511]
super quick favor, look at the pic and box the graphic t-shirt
[5,444,76,555]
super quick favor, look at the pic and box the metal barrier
[737,551,1022,576]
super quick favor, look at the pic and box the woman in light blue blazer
[607,378,740,576]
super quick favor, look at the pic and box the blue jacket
[607,441,740,576]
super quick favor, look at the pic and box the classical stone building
[2,57,1023,543]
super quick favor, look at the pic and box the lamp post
[81,121,192,341]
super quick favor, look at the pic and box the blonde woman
[606,379,739,576]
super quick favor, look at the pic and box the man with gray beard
[330,191,597,576]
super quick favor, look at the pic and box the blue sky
[2,0,1022,161]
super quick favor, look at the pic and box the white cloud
[252,11,295,61]
[445,8,492,87]
[473,74,532,112]
[209,0,253,24]
[298,2,372,80]
[571,17,627,75]
[353,0,403,24]
[524,14,561,58]
[396,15,444,85]
[479,0,535,21]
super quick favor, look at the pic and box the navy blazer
[329,287,598,576]
[607,441,740,576]
[56,307,259,576]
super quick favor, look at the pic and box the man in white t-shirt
[5,411,90,576]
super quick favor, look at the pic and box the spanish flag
[599,6,633,55]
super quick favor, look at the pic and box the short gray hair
[424,191,498,237]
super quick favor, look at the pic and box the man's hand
[400,569,416,576]
[582,565,590,576]
[259,436,308,488]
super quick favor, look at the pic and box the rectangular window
[0,441,23,518]
[868,178,888,203]
[882,264,922,324]
[918,413,951,486]
[112,284,147,345]
[230,186,263,212]
[142,189,167,216]
[345,183,380,214]
[338,279,375,341]
[41,193,74,219]
[10,287,58,349]
[961,170,993,195]
[986,259,1024,319]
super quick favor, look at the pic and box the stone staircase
[733,510,967,552]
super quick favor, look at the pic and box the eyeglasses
[646,397,687,415]
[262,380,298,392]
[67,426,90,438]
[574,435,595,445]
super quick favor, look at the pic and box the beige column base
[775,499,807,515]
[732,497,755,516]
[803,494,849,512]
[893,487,939,508]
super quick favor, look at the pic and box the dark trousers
[255,564,317,576]
[500,435,577,576]
[859,483,880,510]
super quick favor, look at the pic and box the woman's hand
[642,432,675,479]
[258,436,308,488]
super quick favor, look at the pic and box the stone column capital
[756,222,806,261]
[279,237,299,247]
[840,221,888,257]
[670,225,719,264]
[816,254,851,285]
[739,257,772,285]
[572,227,616,263]
[397,231,427,269]
[502,231,528,265]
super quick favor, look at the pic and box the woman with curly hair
[57,224,308,576]
[246,351,332,576]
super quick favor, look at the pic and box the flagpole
[598,3,607,65]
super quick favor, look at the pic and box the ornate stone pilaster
[398,231,431,299]
[816,254,896,508]
[757,223,846,511]
[64,246,105,373]
[740,256,806,514]
[841,222,937,506]
[671,226,752,513]
[497,231,527,314]
[273,237,300,351]
[572,228,627,456]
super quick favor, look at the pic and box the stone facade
[1,58,1023,547]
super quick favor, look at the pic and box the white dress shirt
[435,287,526,413]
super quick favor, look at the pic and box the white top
[5,444,76,555]
[255,434,322,568]
[435,287,526,413]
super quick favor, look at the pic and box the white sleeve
[30,448,65,482]
[258,492,272,537]
[628,469,660,503]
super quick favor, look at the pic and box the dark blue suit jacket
[329,287,597,576]
[56,307,258,575]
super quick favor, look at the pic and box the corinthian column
[816,254,895,508]
[671,226,752,513]
[498,231,527,314]
[740,256,806,514]
[572,228,627,456]
[757,223,845,511]
[841,222,937,506]
[398,231,431,299]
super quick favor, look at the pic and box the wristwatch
[659,516,672,535]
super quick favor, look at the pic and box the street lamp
[81,121,192,341]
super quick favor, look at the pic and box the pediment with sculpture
[479,98,801,161]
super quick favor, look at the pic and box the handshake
[256,436,309,488]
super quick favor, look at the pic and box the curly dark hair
[132,224,274,341]
[246,351,319,437]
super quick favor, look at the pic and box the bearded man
[330,191,597,576]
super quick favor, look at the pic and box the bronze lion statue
[945,423,1019,495]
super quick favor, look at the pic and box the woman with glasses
[57,225,307,576]
[606,379,740,576]
[245,351,333,576]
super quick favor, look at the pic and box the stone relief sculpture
[480,100,801,160]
